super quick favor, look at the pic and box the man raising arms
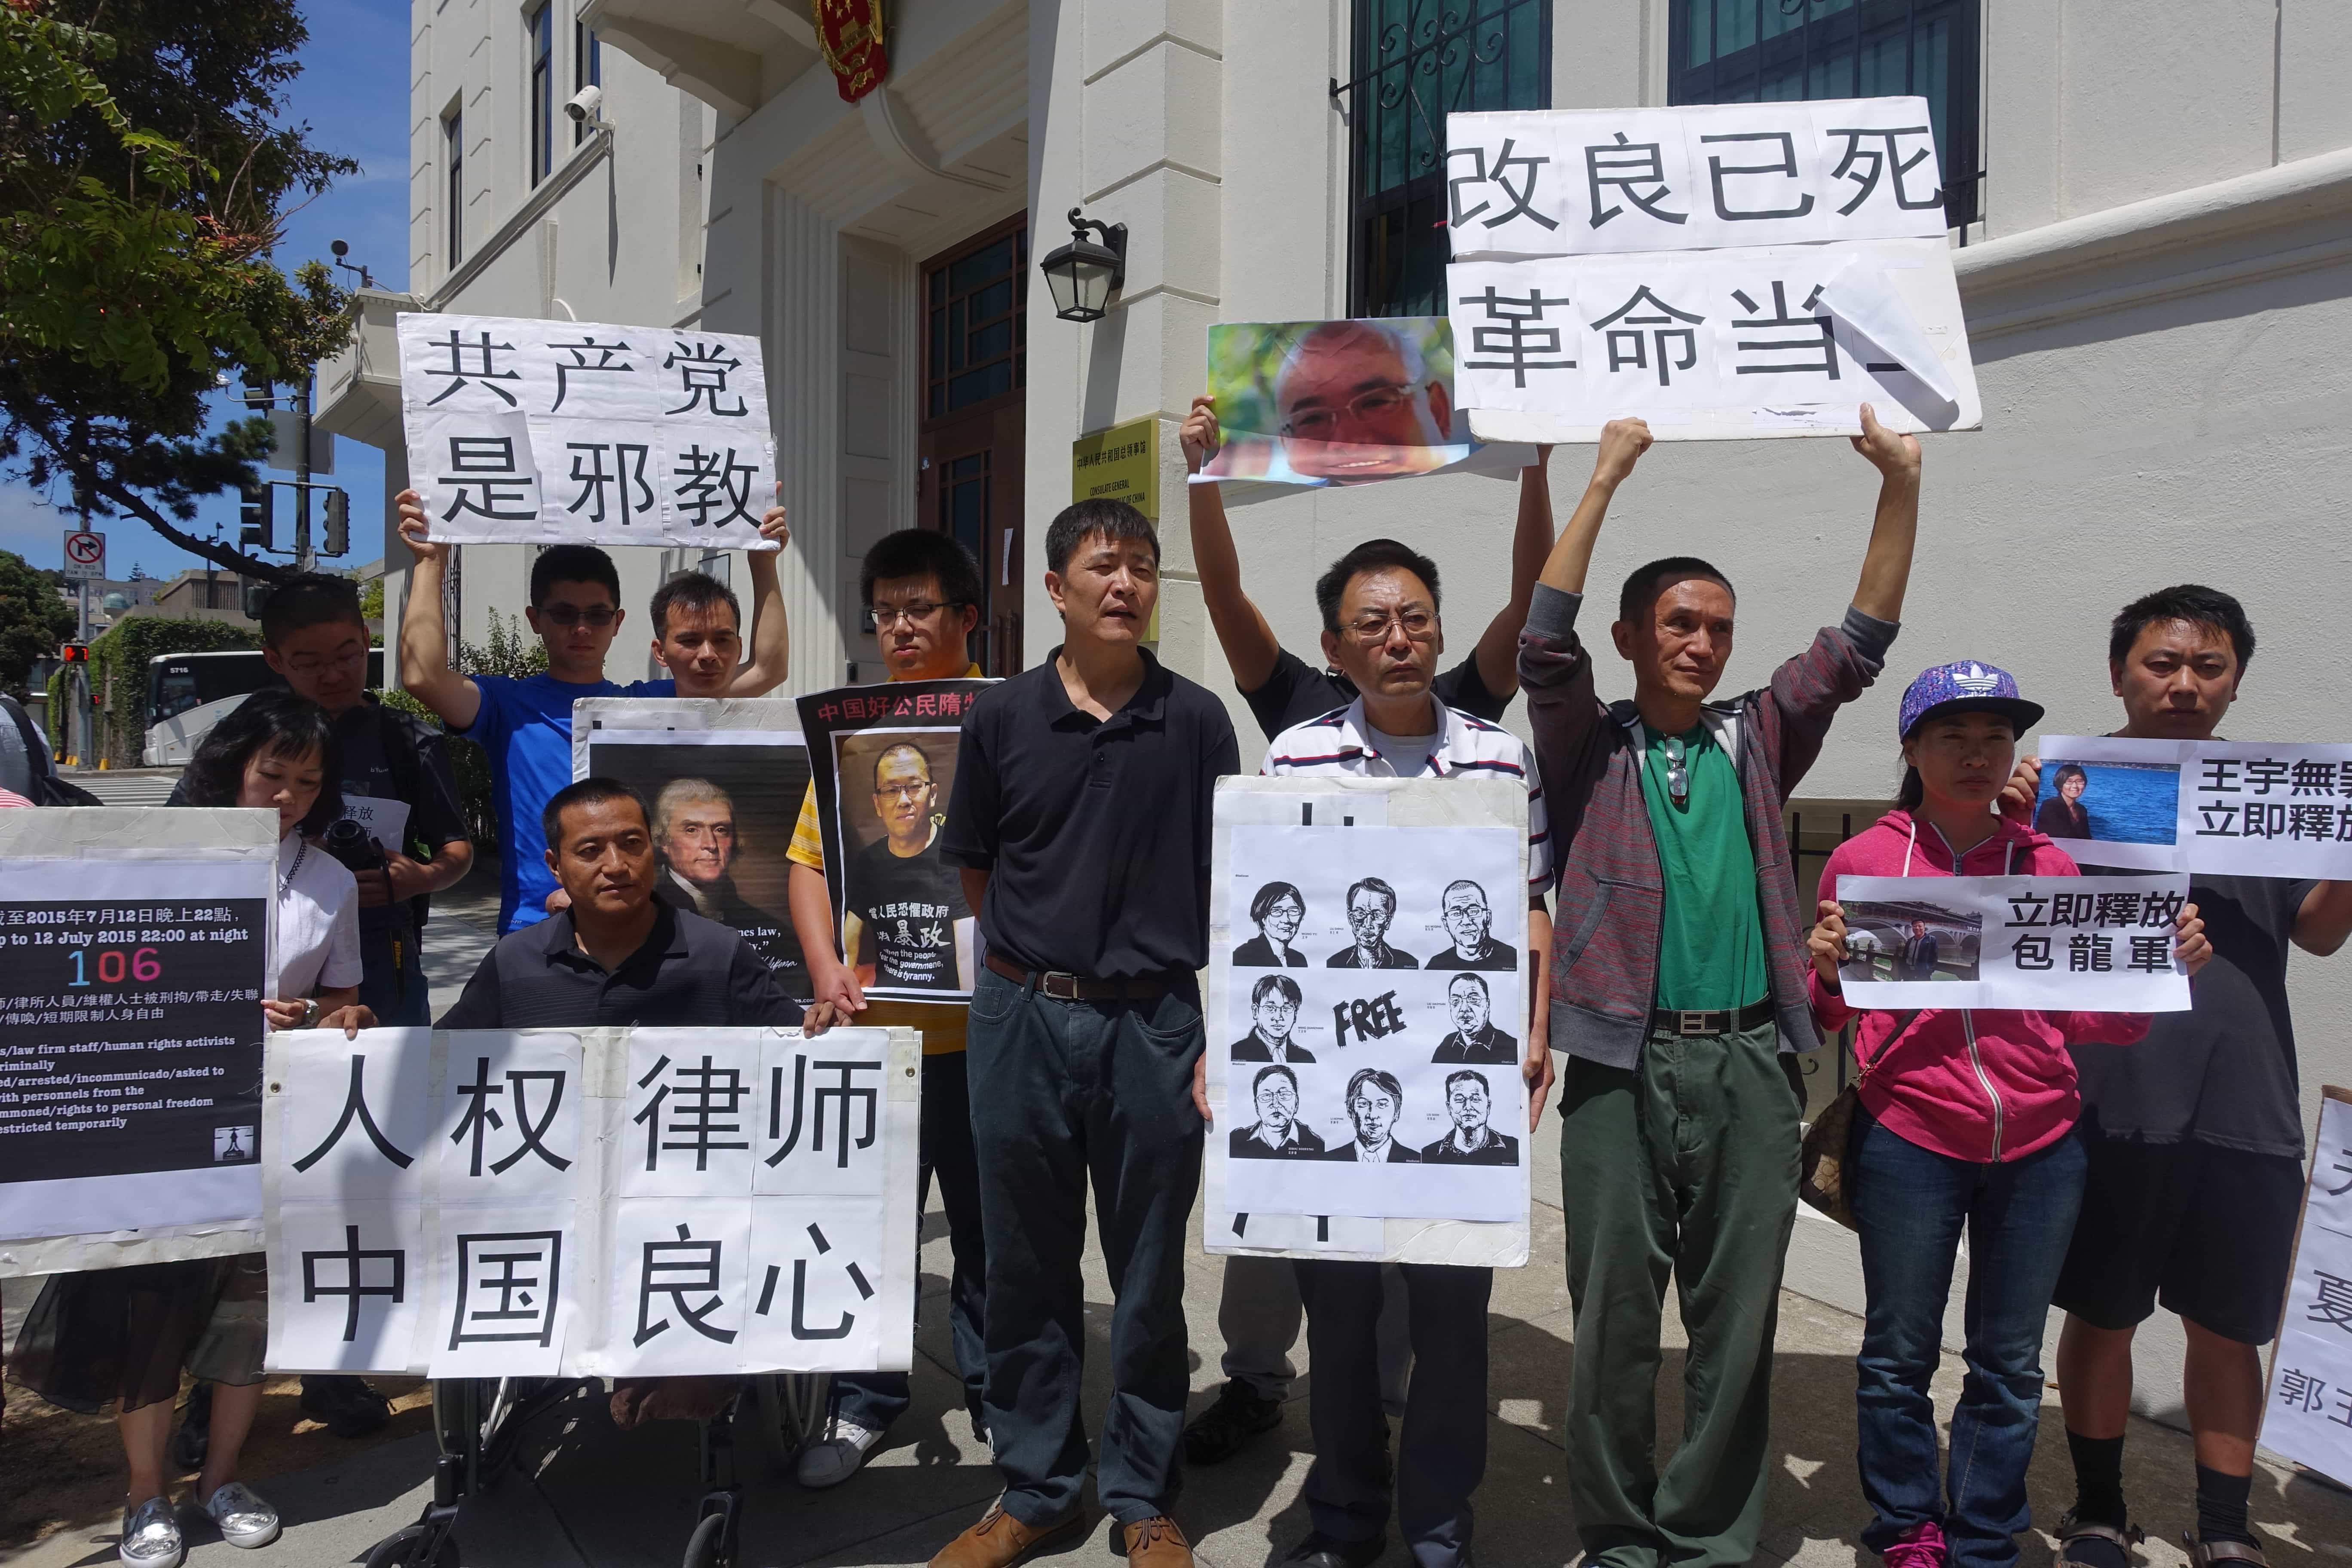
[1523,408,1922,1568]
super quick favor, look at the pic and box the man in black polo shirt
[930,499,1237,1568]
[438,777,797,1029]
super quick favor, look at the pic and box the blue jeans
[964,966,1204,1529]
[1851,1114,2086,1568]
[355,921,430,1026]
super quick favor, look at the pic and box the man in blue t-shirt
[395,490,791,932]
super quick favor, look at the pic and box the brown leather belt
[983,950,1185,1001]
[1650,998,1776,1037]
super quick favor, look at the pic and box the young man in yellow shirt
[787,529,989,1488]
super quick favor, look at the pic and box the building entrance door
[917,214,1027,676]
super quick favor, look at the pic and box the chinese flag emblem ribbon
[814,0,888,104]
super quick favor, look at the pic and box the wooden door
[916,214,1027,676]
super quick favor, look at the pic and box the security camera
[563,84,604,125]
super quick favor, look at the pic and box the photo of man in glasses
[841,738,974,993]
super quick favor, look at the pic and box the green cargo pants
[1559,1020,1801,1568]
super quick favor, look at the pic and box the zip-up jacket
[1517,583,1896,1068]
[1807,810,2150,1164]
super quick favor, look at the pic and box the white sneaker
[795,1418,883,1488]
[118,1497,184,1568]
[198,1482,281,1549]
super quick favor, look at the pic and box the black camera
[321,817,386,879]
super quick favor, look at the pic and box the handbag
[1798,1008,1920,1230]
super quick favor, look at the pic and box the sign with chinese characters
[1072,416,1159,517]
[1833,874,2193,1011]
[2036,735,2352,879]
[1204,777,1536,1261]
[262,1024,920,1377]
[2261,1087,2352,1488]
[795,680,993,1004]
[575,699,815,1002]
[395,312,776,549]
[1445,99,1980,443]
[0,807,276,1273]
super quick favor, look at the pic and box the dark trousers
[1559,1021,1799,1568]
[355,921,430,1027]
[965,966,1204,1528]
[1852,1115,2085,1568]
[833,1050,989,1434]
[1297,1259,1492,1568]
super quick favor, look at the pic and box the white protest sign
[2036,736,2352,879]
[263,1024,920,1378]
[1204,778,1534,1260]
[0,808,277,1275]
[2261,1088,2352,1485]
[397,313,776,549]
[337,796,412,854]
[1446,98,1979,443]
[1834,874,2193,1011]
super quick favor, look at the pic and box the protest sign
[0,808,276,1274]
[1191,318,1533,488]
[397,312,775,549]
[794,680,992,1003]
[574,698,812,999]
[1205,778,1534,1256]
[1834,873,2193,1011]
[1444,98,1981,443]
[2035,736,2352,878]
[263,1024,921,1377]
[2260,1087,2352,1488]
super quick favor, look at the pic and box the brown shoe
[1121,1516,1193,1567]
[927,1501,1087,1568]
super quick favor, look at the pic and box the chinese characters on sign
[1833,874,2194,1012]
[2262,1089,2352,1489]
[2034,736,2352,879]
[397,314,776,549]
[262,1025,916,1378]
[1441,98,1980,444]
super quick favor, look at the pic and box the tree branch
[85,471,292,582]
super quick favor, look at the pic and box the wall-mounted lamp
[1038,207,1127,323]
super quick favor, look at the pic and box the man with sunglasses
[1255,536,1553,1568]
[1521,410,1922,1568]
[394,491,791,934]
[784,528,990,1492]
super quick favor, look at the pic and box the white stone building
[320,0,2352,1421]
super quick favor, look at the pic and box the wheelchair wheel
[681,1512,729,1568]
[362,1523,458,1568]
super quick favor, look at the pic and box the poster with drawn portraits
[1218,818,1529,1224]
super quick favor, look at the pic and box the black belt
[1650,998,1776,1037]
[983,950,1188,1001]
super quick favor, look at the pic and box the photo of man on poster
[840,736,975,994]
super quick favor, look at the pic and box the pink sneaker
[1884,1521,1948,1568]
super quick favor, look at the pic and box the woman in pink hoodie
[1804,662,2211,1568]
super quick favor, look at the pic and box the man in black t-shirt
[842,741,974,992]
[2028,587,2352,1568]
[1175,395,1560,1468]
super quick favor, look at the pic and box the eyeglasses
[873,781,931,801]
[283,648,368,676]
[1343,609,1437,646]
[539,604,617,628]
[1661,734,1689,806]
[1282,383,1415,440]
[871,601,956,628]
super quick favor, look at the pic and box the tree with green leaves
[0,547,75,695]
[1,0,356,582]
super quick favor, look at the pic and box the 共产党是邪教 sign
[397,313,776,549]
[262,1024,921,1377]
[1443,98,1981,444]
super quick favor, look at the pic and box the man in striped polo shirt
[1256,537,1554,1568]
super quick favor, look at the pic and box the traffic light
[239,480,272,550]
[240,371,273,410]
[321,487,350,557]
[241,580,270,620]
[59,642,88,664]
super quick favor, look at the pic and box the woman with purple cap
[1802,661,2214,1568]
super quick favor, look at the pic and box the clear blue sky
[0,0,410,580]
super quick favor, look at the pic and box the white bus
[141,648,385,766]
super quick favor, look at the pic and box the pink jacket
[1807,810,2149,1164]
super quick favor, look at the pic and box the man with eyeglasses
[1272,319,1456,483]
[784,527,991,1492]
[393,490,790,934]
[1256,536,1552,1568]
[1520,410,1922,1568]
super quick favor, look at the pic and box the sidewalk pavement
[10,868,2352,1565]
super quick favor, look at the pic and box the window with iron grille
[527,3,554,185]
[923,222,1029,420]
[1670,0,1981,228]
[1339,0,1551,320]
